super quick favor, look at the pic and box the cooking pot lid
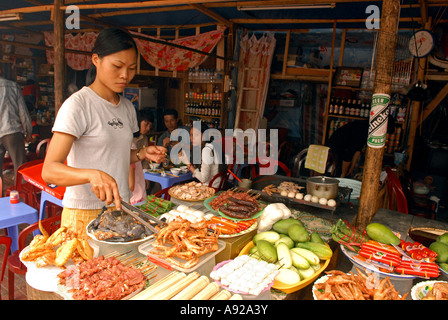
[307,176,339,185]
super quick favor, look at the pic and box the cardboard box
[215,229,257,263]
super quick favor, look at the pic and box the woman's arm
[130,145,167,163]
[42,131,122,209]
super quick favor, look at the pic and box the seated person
[179,121,222,188]
[157,108,189,157]
[327,117,395,178]
[134,108,154,169]
[326,120,369,178]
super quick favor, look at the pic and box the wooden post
[353,0,400,229]
[321,22,337,145]
[53,0,65,114]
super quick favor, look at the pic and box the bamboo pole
[321,22,337,145]
[53,0,65,114]
[353,0,400,229]
[282,30,290,76]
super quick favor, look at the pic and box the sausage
[229,197,260,211]
[219,206,250,219]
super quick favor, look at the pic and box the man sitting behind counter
[157,108,189,157]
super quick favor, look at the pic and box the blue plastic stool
[0,197,39,253]
[39,190,63,221]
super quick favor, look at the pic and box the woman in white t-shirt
[42,28,166,234]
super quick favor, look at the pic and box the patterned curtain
[44,31,97,71]
[44,28,225,72]
[131,28,225,71]
[235,33,276,130]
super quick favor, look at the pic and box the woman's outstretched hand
[144,145,167,163]
[89,169,122,209]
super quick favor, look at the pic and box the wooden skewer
[165,172,179,178]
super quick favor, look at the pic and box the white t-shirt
[52,86,139,209]
[192,143,221,188]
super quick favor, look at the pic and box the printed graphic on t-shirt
[108,118,124,129]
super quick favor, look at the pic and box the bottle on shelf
[339,98,345,115]
[345,98,351,116]
[355,99,361,117]
[329,97,334,114]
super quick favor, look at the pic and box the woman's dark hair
[86,28,137,86]
[134,109,154,138]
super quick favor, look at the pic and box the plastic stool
[0,197,39,253]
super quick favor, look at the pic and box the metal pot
[306,176,339,200]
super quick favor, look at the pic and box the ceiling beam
[230,17,424,25]
[189,3,232,27]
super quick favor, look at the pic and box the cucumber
[276,243,292,268]
[288,265,302,280]
[310,263,322,271]
[275,236,294,249]
[273,218,303,234]
[253,231,281,245]
[256,240,278,263]
[290,249,310,269]
[291,247,320,266]
[275,268,301,285]
[295,242,333,260]
[310,232,325,245]
[288,224,309,243]
[365,223,400,246]
[297,266,315,280]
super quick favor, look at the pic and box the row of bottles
[185,118,221,129]
[187,68,223,83]
[328,97,371,118]
[185,100,222,117]
[385,127,402,154]
[185,86,222,101]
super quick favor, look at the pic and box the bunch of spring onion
[138,195,174,216]
[330,219,370,252]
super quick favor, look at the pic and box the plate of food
[168,181,215,202]
[86,208,155,245]
[206,189,263,220]
[411,280,448,300]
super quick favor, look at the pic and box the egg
[304,194,312,201]
[319,198,328,205]
[192,210,204,219]
[295,193,304,200]
[287,191,296,198]
[327,199,337,207]
[311,195,319,203]
[176,205,188,212]
[280,190,288,197]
